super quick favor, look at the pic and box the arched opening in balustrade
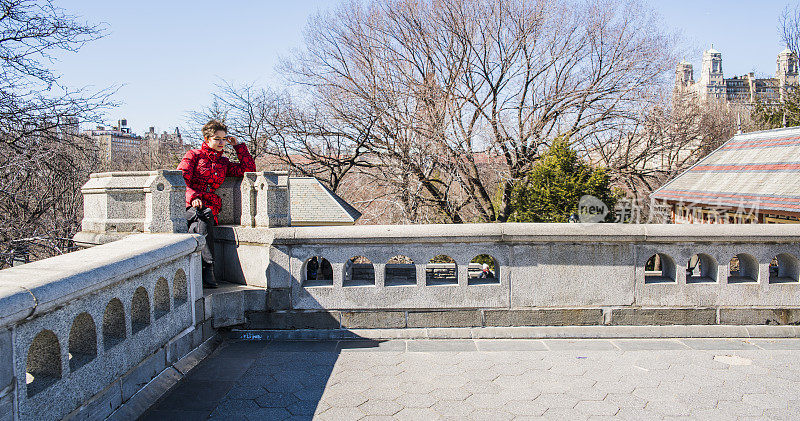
[385,255,416,286]
[769,253,800,283]
[26,330,61,397]
[686,253,717,284]
[728,254,758,283]
[154,277,170,319]
[303,256,334,287]
[426,255,457,286]
[173,269,188,305]
[131,287,151,334]
[468,254,500,285]
[68,312,97,371]
[102,298,126,351]
[644,253,676,284]
[344,256,375,287]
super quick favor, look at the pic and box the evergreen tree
[509,139,618,222]
[753,89,800,129]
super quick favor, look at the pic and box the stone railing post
[144,170,189,233]
[253,171,290,228]
[239,173,258,227]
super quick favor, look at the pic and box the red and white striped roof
[651,126,800,213]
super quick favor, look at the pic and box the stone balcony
[1,170,800,420]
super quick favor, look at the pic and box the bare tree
[280,0,676,223]
[0,0,113,265]
[782,4,800,54]
[585,90,756,218]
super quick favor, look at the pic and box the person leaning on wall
[177,120,256,288]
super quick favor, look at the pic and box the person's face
[205,130,227,151]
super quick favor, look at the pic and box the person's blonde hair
[202,120,227,140]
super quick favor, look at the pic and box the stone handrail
[214,222,800,328]
[0,234,212,421]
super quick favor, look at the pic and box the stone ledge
[611,308,717,325]
[720,308,800,325]
[484,309,603,326]
[341,311,406,329]
[229,325,799,340]
[407,310,482,328]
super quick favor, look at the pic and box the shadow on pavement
[139,338,386,420]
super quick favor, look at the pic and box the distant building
[83,119,144,166]
[651,126,800,224]
[143,126,186,158]
[84,119,187,167]
[675,47,798,103]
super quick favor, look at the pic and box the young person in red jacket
[178,120,256,288]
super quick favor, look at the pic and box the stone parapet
[0,233,209,421]
[213,223,800,311]
[75,170,188,245]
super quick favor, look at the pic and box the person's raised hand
[191,198,202,208]
[226,135,239,146]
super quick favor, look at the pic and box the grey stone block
[191,326,204,349]
[208,291,245,328]
[202,320,214,341]
[744,325,798,338]
[484,309,603,326]
[720,308,800,325]
[611,308,717,325]
[167,330,193,365]
[194,298,205,325]
[172,337,218,376]
[121,348,166,402]
[0,329,11,391]
[267,288,291,310]
[407,310,482,328]
[242,289,267,312]
[107,367,183,421]
[0,392,12,421]
[341,311,406,329]
[66,380,122,421]
[245,311,341,329]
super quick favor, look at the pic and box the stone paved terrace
[141,338,800,420]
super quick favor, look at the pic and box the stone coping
[230,325,800,340]
[215,223,800,245]
[0,233,203,327]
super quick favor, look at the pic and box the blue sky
[50,0,794,134]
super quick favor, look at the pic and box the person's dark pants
[186,207,217,286]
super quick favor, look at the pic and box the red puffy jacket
[177,142,256,222]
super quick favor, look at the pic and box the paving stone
[542,339,617,351]
[315,406,366,420]
[406,339,477,352]
[358,399,403,416]
[394,393,439,408]
[680,339,760,350]
[612,339,688,350]
[503,399,548,416]
[141,338,800,420]
[742,393,791,409]
[475,339,548,351]
[749,339,800,350]
[255,391,298,408]
[575,400,620,415]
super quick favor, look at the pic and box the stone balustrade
[73,171,290,246]
[213,223,800,329]
[5,170,800,419]
[0,234,216,421]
